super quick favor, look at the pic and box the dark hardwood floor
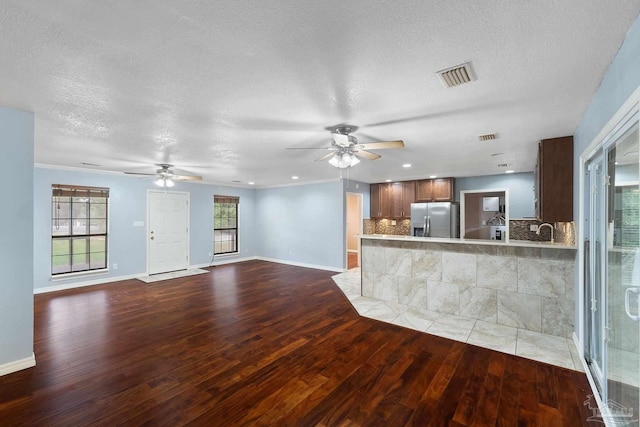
[0,260,597,426]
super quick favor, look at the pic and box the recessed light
[248,181,255,185]
[505,170,515,174]
[429,175,437,178]
[291,176,299,180]
[402,163,412,168]
[385,179,392,182]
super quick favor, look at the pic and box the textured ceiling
[1,1,639,187]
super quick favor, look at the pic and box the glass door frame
[578,89,640,420]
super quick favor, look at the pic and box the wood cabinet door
[390,182,404,218]
[538,136,573,221]
[370,183,381,218]
[416,179,432,201]
[379,183,392,218]
[401,181,416,217]
[432,178,454,201]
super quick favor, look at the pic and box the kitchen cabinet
[535,136,573,222]
[370,183,391,218]
[390,181,416,218]
[370,181,415,218]
[416,178,454,202]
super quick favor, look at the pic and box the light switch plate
[530,224,539,232]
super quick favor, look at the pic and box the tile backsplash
[365,218,576,245]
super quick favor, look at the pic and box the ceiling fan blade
[173,175,203,181]
[354,150,382,160]
[124,172,156,176]
[331,133,350,147]
[316,152,337,162]
[358,140,405,150]
[286,147,335,150]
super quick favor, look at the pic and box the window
[214,195,239,254]
[51,185,109,275]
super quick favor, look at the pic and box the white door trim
[346,192,364,269]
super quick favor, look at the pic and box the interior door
[346,192,362,269]
[148,191,189,275]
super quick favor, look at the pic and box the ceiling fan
[124,164,203,187]
[287,126,404,168]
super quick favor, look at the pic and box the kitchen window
[214,195,239,254]
[51,184,109,275]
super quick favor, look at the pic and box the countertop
[360,234,576,250]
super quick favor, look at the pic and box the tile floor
[332,268,584,372]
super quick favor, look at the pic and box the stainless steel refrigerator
[410,202,459,238]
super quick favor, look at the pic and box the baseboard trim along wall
[0,353,35,377]
[255,256,344,273]
[34,273,146,294]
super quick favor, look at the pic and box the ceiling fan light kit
[328,152,360,168]
[155,177,175,187]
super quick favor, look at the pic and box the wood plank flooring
[0,260,598,426]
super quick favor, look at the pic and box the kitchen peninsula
[360,234,576,338]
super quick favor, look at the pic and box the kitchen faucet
[536,223,555,243]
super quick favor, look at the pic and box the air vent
[497,163,510,168]
[478,133,498,141]
[437,62,476,88]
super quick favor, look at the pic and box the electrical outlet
[208,251,212,257]
[112,263,118,270]
[530,224,539,232]
[289,250,293,255]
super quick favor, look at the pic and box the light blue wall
[0,106,34,366]
[255,180,345,270]
[34,167,257,290]
[455,172,535,219]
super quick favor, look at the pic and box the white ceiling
[1,1,639,187]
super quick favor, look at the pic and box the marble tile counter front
[361,236,576,338]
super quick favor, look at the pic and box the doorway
[583,111,639,423]
[346,192,363,269]
[147,190,190,275]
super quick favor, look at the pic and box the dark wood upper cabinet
[370,183,392,218]
[416,179,432,201]
[535,136,573,222]
[416,178,454,202]
[432,178,454,201]
[370,181,415,218]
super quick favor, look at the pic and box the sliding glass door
[584,113,639,425]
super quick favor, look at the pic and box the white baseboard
[255,256,344,273]
[34,273,145,294]
[0,353,36,376]
[190,256,258,269]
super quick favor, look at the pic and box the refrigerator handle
[426,216,431,237]
[423,216,428,237]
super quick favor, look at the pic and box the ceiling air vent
[478,133,498,141]
[437,62,476,88]
[497,163,510,168]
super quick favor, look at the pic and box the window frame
[213,195,239,255]
[51,184,109,276]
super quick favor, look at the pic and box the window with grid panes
[51,185,109,275]
[214,195,239,254]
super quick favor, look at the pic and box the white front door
[148,190,190,275]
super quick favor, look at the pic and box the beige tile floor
[333,268,584,372]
